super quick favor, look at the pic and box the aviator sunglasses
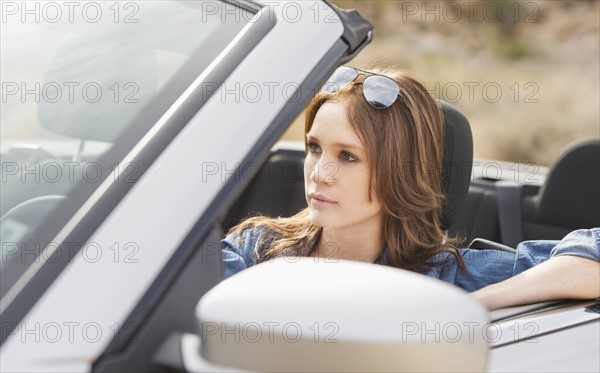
[321,66,401,109]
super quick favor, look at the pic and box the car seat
[521,138,600,240]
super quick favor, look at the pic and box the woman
[222,66,599,311]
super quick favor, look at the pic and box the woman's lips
[309,193,337,206]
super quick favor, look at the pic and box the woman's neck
[313,220,384,263]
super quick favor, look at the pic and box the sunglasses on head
[321,66,401,109]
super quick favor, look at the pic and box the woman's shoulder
[222,224,274,255]
[221,224,276,278]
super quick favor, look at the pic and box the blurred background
[282,0,599,167]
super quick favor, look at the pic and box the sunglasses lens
[362,75,400,108]
[322,66,358,93]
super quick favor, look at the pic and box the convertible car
[1,0,598,372]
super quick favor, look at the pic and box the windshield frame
[0,0,274,343]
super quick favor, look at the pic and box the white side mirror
[197,258,489,372]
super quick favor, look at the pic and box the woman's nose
[309,159,338,184]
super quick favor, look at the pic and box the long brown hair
[229,66,464,272]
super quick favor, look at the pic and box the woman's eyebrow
[306,134,363,150]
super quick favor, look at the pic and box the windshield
[1,0,250,296]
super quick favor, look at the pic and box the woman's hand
[469,255,600,311]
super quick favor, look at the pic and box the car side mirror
[194,258,489,372]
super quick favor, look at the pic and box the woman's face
[304,99,383,230]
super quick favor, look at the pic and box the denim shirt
[222,227,600,292]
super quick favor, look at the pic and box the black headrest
[536,138,600,229]
[440,101,473,231]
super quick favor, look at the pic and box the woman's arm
[470,255,600,310]
[428,228,600,310]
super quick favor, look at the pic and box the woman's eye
[308,142,321,153]
[340,151,357,162]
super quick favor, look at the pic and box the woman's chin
[308,210,339,229]
[308,210,328,227]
